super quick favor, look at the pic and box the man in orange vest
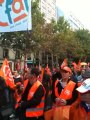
[69,78,90,120]
[17,68,45,120]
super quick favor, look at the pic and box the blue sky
[56,0,90,30]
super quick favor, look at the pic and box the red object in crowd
[0,58,15,89]
[61,59,68,69]
[61,59,72,73]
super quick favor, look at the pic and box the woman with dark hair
[52,66,78,106]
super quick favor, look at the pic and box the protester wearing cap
[69,78,90,120]
[52,59,78,107]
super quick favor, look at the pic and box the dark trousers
[16,107,44,120]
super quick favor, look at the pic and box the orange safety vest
[54,79,60,98]
[15,79,45,117]
[25,80,45,118]
[69,101,90,120]
[59,80,76,100]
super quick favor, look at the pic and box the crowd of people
[0,59,90,120]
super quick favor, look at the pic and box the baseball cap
[76,78,90,93]
[81,62,87,66]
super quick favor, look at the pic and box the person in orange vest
[44,65,78,120]
[16,67,46,120]
[55,66,78,106]
[69,78,90,120]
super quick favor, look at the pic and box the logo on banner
[3,65,14,82]
[0,0,29,27]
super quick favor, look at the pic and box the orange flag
[61,58,68,69]
[45,64,51,76]
[0,59,15,89]
[45,64,50,71]
[72,62,77,71]
[0,69,6,80]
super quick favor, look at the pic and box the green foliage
[75,29,90,60]
[56,17,70,33]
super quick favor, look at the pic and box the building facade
[0,47,25,71]
[67,12,85,30]
[57,7,85,30]
[39,0,57,23]
[0,47,16,70]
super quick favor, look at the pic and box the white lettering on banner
[0,0,32,32]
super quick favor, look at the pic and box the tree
[55,16,70,33]
[75,29,90,61]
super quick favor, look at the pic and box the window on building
[3,48,9,58]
